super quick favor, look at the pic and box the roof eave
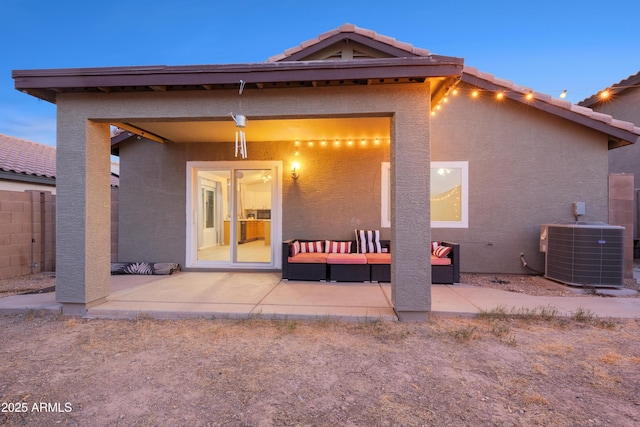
[0,170,56,186]
[462,72,639,148]
[14,57,464,104]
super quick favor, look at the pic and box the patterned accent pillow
[355,229,382,253]
[299,241,324,253]
[325,240,352,254]
[434,245,452,258]
[290,240,300,257]
[431,241,441,254]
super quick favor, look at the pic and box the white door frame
[186,160,282,269]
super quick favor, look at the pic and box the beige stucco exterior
[431,82,611,274]
[17,26,639,319]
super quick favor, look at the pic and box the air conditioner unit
[541,223,624,288]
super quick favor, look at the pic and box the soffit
[119,117,391,144]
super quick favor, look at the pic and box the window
[381,161,468,228]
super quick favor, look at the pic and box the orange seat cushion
[288,253,329,264]
[431,255,452,266]
[365,253,391,264]
[326,253,367,265]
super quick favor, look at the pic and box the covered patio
[13,26,465,321]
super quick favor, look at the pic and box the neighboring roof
[460,67,640,148]
[578,70,640,108]
[0,134,56,185]
[0,133,119,187]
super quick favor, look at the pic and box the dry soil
[0,274,639,426]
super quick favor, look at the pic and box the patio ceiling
[117,116,392,144]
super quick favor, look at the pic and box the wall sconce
[291,162,300,180]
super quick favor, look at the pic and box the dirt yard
[0,311,639,426]
[1,273,640,426]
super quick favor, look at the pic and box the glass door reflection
[236,169,272,263]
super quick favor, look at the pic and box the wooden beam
[149,85,167,91]
[111,123,166,144]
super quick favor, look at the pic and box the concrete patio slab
[254,281,395,320]
[0,291,62,314]
[1,272,639,321]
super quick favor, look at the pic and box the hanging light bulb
[560,89,567,99]
[599,89,610,99]
[525,91,534,101]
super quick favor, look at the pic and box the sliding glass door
[186,161,281,269]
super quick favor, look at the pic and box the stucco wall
[118,138,389,264]
[594,89,640,181]
[431,83,610,274]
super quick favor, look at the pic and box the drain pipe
[520,252,543,275]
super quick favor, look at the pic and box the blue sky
[1,0,638,147]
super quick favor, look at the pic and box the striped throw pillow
[433,245,452,258]
[290,240,301,257]
[299,241,324,253]
[431,241,441,253]
[325,240,352,254]
[355,229,382,253]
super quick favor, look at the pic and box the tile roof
[460,67,640,146]
[266,23,431,62]
[0,133,120,187]
[578,70,640,108]
[268,23,639,145]
[0,133,56,179]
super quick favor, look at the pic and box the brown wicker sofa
[282,239,460,284]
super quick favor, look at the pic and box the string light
[429,81,640,116]
[292,138,390,148]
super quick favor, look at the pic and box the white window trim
[381,162,391,228]
[381,161,469,229]
[431,161,469,228]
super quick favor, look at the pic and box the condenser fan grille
[544,224,624,288]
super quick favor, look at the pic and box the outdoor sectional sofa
[282,239,460,284]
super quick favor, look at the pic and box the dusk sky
[1,0,638,147]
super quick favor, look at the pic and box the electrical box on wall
[573,201,586,216]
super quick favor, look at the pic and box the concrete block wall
[0,188,118,279]
[0,190,55,279]
[608,173,634,278]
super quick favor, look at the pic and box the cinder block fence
[0,188,118,279]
